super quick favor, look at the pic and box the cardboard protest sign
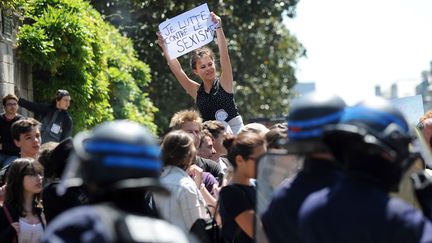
[158,3,218,60]
[391,95,424,127]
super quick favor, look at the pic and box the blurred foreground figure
[299,97,432,243]
[262,92,346,243]
[42,120,189,243]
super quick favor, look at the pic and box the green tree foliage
[90,0,305,132]
[16,0,158,133]
[0,0,24,11]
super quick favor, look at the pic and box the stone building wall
[0,9,33,116]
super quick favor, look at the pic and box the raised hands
[210,12,222,29]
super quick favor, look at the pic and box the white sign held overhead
[390,95,424,127]
[158,3,219,60]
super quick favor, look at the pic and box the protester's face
[15,127,41,158]
[198,135,216,160]
[213,132,227,156]
[421,118,432,149]
[4,99,18,116]
[244,144,266,179]
[193,55,216,82]
[56,96,71,110]
[181,121,201,148]
[23,171,43,194]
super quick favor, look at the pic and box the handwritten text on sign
[158,3,218,60]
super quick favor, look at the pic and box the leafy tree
[0,0,24,11]
[90,0,305,133]
[16,0,158,133]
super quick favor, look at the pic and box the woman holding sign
[158,12,244,134]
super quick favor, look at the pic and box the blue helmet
[59,120,167,196]
[285,92,346,154]
[322,97,415,189]
[323,97,412,165]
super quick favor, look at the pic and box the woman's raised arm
[157,32,200,100]
[211,12,234,93]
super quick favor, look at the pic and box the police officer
[42,120,190,243]
[261,92,346,243]
[298,97,432,243]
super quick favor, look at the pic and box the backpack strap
[41,110,61,141]
[2,205,17,243]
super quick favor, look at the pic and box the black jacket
[195,155,222,179]
[0,113,23,156]
[42,180,88,224]
[18,98,72,143]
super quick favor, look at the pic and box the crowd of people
[0,11,432,243]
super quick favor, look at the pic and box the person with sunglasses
[417,111,432,149]
[218,132,266,243]
[0,94,23,168]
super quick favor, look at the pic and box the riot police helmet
[285,92,346,154]
[322,97,415,189]
[58,120,167,196]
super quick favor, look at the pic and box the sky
[284,0,432,105]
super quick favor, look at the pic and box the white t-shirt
[218,158,228,173]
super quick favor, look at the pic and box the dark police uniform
[299,173,432,243]
[262,158,342,243]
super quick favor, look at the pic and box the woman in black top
[218,132,266,243]
[158,12,244,134]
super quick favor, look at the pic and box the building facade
[0,8,32,114]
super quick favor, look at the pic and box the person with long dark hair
[0,158,45,243]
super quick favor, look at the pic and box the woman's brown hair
[161,130,196,171]
[189,46,216,70]
[223,132,265,169]
[4,158,43,216]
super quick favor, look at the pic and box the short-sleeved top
[196,79,240,122]
[219,184,256,243]
[298,173,432,243]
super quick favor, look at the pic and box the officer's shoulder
[387,197,427,220]
[299,188,331,213]
[43,206,111,242]
[124,215,190,243]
